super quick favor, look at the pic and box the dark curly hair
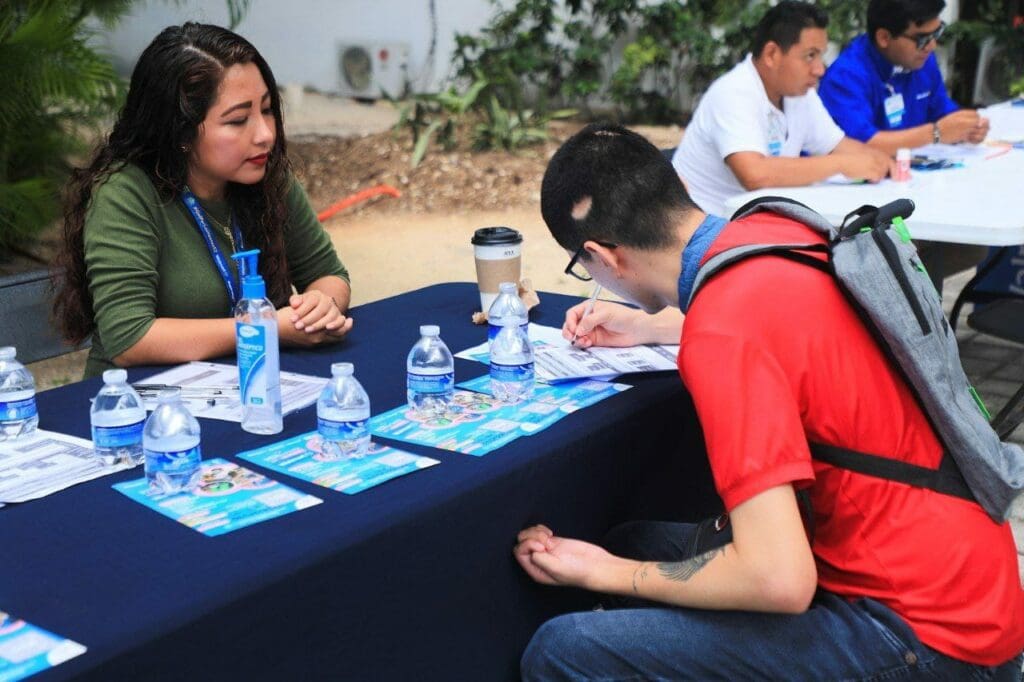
[53,22,292,345]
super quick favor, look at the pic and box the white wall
[95,0,498,95]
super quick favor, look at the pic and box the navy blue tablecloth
[1,283,719,681]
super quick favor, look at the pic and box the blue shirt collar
[677,214,728,313]
[860,33,901,82]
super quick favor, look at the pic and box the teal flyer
[0,611,86,682]
[457,375,632,410]
[369,390,568,456]
[113,458,322,536]
[237,433,439,494]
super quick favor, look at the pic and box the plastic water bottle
[0,346,38,440]
[90,369,145,466]
[487,281,529,344]
[143,388,202,494]
[406,325,455,417]
[318,362,371,458]
[489,322,535,403]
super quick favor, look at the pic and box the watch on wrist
[932,122,941,144]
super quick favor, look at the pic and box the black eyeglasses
[900,21,946,51]
[564,240,617,282]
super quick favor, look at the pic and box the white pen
[571,284,603,346]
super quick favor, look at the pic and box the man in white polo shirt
[672,1,894,217]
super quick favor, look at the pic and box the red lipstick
[247,153,269,166]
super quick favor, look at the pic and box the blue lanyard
[181,189,246,308]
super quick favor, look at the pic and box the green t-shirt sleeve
[284,177,349,290]
[83,167,162,361]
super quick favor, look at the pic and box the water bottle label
[236,322,277,406]
[489,362,535,383]
[407,371,454,395]
[0,396,37,422]
[93,419,144,448]
[144,445,202,474]
[318,417,368,441]
[488,322,529,342]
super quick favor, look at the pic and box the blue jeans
[521,520,1023,681]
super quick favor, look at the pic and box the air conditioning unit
[337,43,409,100]
[973,38,1014,105]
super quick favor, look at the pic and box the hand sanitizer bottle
[231,249,282,434]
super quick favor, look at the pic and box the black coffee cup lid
[472,226,522,246]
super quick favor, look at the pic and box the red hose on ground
[317,184,402,222]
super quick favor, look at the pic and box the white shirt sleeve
[710,87,770,160]
[801,89,846,155]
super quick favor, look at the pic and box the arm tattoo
[632,561,648,594]
[657,546,725,582]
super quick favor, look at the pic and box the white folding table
[723,100,1024,247]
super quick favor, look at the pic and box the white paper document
[533,344,679,383]
[0,429,132,504]
[981,102,1024,143]
[136,361,326,423]
[910,143,988,160]
[457,323,678,383]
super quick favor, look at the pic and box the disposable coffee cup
[472,226,523,312]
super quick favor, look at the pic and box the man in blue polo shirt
[819,0,990,291]
[819,0,988,155]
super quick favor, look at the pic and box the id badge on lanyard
[766,109,786,157]
[181,190,246,310]
[884,89,905,127]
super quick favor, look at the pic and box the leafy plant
[818,0,869,48]
[473,97,575,151]
[454,0,871,125]
[947,1,1024,103]
[453,1,566,120]
[392,78,488,168]
[0,1,122,254]
[1012,74,1024,98]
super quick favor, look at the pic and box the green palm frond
[0,1,124,250]
[0,6,119,131]
[0,178,59,246]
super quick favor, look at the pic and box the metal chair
[948,246,1024,332]
[965,298,1024,440]
[0,269,88,364]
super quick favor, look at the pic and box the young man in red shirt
[515,122,1024,680]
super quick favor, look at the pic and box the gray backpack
[688,196,1024,523]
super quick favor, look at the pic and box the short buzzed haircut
[868,0,946,43]
[751,1,829,57]
[540,123,698,258]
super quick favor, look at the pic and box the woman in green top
[53,23,352,377]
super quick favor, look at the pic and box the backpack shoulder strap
[687,242,830,310]
[730,195,838,241]
[809,442,975,502]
